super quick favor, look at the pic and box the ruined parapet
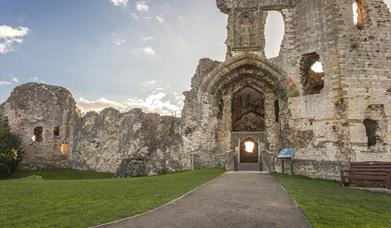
[0,83,80,169]
[181,58,222,169]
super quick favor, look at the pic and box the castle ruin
[1,0,390,179]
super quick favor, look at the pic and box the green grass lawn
[274,174,391,228]
[0,168,224,228]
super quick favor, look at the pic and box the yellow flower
[10,149,18,159]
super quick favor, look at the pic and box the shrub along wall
[0,116,23,179]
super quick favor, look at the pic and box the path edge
[273,175,313,228]
[92,171,227,228]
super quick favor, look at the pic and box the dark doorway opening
[240,137,258,163]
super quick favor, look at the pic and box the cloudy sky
[1,0,391,114]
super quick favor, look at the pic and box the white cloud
[110,0,128,7]
[142,46,156,56]
[155,15,165,23]
[141,80,157,86]
[131,13,140,20]
[77,91,182,115]
[384,0,391,11]
[136,1,149,12]
[12,77,19,83]
[0,81,11,86]
[311,61,324,73]
[30,76,39,81]
[142,36,155,42]
[77,97,127,112]
[113,38,126,46]
[0,25,29,54]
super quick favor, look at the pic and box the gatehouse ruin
[1,0,390,180]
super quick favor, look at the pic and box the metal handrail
[226,150,238,171]
[262,149,275,173]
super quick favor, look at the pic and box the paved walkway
[99,172,311,228]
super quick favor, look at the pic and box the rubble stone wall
[0,83,79,169]
[72,108,183,175]
[0,83,183,175]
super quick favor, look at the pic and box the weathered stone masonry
[0,84,182,176]
[181,0,391,179]
[0,0,390,179]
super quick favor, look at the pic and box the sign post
[277,148,297,175]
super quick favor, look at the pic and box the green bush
[0,116,23,179]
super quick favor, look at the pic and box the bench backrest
[349,161,391,175]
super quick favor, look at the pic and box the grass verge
[274,174,391,228]
[0,168,224,228]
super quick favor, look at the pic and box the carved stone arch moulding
[200,54,298,99]
[239,11,255,24]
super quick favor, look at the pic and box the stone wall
[0,83,79,169]
[0,83,183,175]
[72,108,183,175]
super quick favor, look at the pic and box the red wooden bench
[341,161,391,189]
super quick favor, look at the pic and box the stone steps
[238,163,260,171]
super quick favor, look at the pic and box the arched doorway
[231,86,265,165]
[240,137,258,163]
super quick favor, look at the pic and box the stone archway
[182,54,299,168]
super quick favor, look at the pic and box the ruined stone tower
[181,0,391,178]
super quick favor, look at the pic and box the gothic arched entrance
[231,86,265,165]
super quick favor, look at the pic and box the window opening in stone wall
[60,143,70,155]
[218,98,224,119]
[33,126,43,142]
[352,0,368,29]
[274,99,280,123]
[300,53,325,95]
[363,119,378,147]
[264,11,284,59]
[53,126,60,136]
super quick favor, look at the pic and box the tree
[0,115,23,179]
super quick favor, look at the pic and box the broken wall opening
[352,0,369,29]
[300,53,325,95]
[363,104,387,148]
[60,143,70,155]
[274,99,280,123]
[53,126,60,136]
[264,11,284,59]
[363,119,378,147]
[33,126,43,142]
